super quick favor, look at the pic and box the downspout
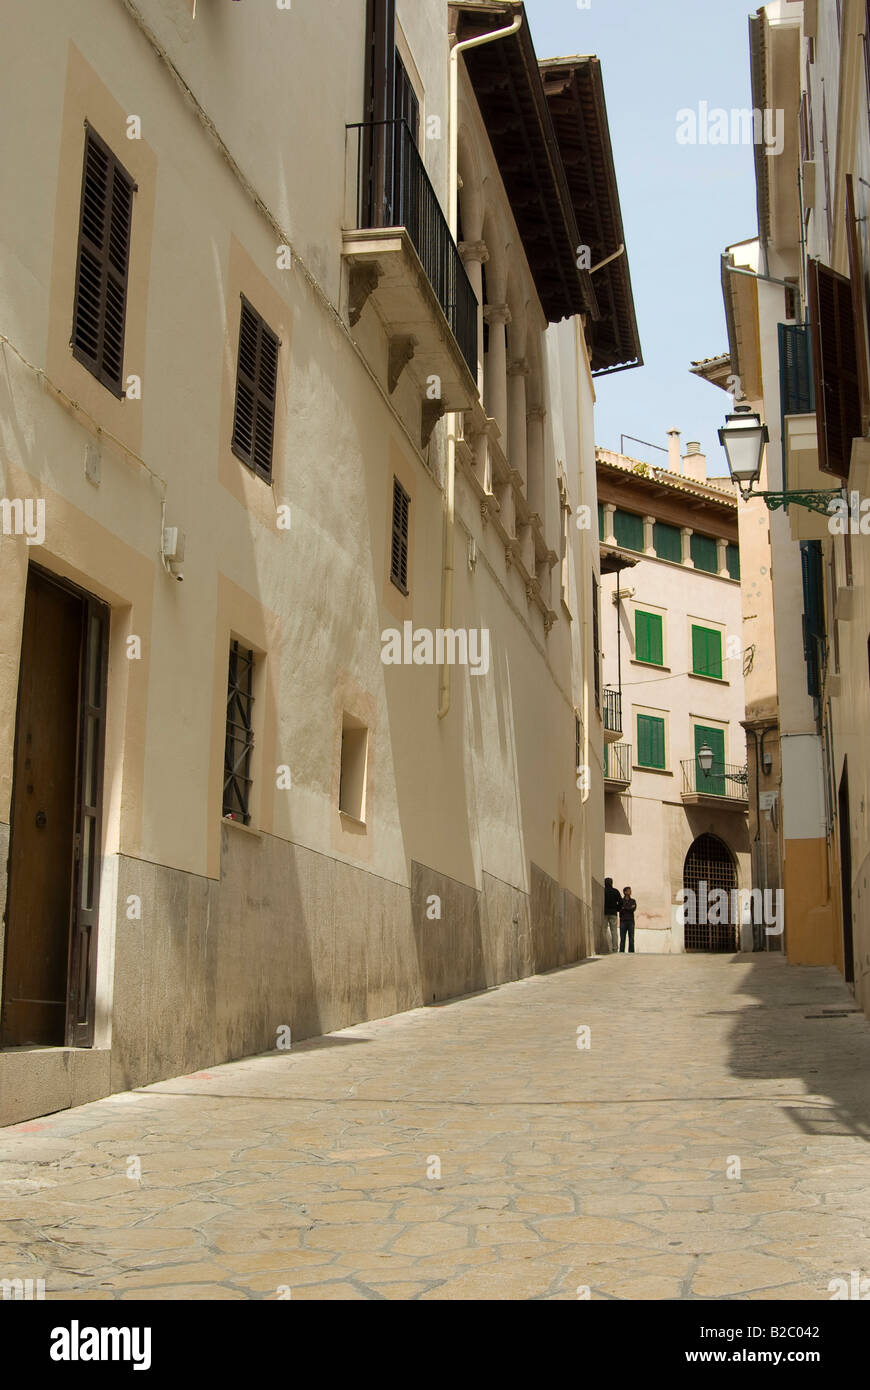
[439,12,523,718]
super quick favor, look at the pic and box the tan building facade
[0,2,640,1123]
[597,443,751,953]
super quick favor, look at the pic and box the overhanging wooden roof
[451,2,598,323]
[539,57,642,375]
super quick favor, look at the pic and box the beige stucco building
[697,0,870,1004]
[597,441,750,954]
[0,1,640,1124]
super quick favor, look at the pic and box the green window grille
[654,521,682,563]
[613,508,644,551]
[690,532,718,573]
[726,543,740,580]
[637,714,666,769]
[635,610,664,666]
[691,625,723,679]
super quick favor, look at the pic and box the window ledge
[689,671,729,685]
[631,659,670,672]
[339,811,367,829]
[222,816,262,839]
[632,765,673,776]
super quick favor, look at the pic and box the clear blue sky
[525,0,760,474]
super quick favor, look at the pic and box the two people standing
[603,877,637,954]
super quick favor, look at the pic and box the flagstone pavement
[2,952,870,1300]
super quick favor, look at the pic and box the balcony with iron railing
[343,119,478,434]
[604,742,632,790]
[603,687,622,743]
[681,758,749,808]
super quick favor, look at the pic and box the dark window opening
[223,641,255,826]
[390,477,410,594]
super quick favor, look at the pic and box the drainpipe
[439,11,523,719]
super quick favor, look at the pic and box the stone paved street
[2,953,870,1300]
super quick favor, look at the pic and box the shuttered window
[692,625,723,679]
[726,544,740,581]
[778,323,814,417]
[637,714,666,770]
[690,532,718,573]
[808,258,861,479]
[232,298,280,482]
[613,508,644,551]
[653,521,682,563]
[71,127,135,396]
[635,610,663,666]
[390,477,410,593]
[597,502,605,540]
[592,573,601,714]
[845,174,870,434]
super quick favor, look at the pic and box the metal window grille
[223,642,255,825]
[71,126,135,397]
[683,833,739,953]
[232,297,280,483]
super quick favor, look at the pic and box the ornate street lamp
[696,742,748,788]
[718,402,842,515]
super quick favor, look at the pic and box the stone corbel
[347,261,382,327]
[458,239,489,266]
[421,399,447,448]
[388,335,417,394]
[505,539,520,572]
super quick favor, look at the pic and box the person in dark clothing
[619,886,637,953]
[603,877,621,954]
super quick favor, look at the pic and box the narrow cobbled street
[2,954,870,1301]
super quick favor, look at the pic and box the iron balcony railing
[347,119,477,379]
[681,758,749,803]
[603,687,622,735]
[604,742,632,785]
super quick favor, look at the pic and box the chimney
[667,428,681,474]
[683,441,707,483]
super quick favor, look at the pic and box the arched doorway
[683,833,738,952]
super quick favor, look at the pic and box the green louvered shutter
[692,625,722,678]
[726,544,740,580]
[637,714,665,769]
[636,611,663,665]
[613,509,644,551]
[653,521,682,563]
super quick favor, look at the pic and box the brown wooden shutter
[845,174,870,433]
[231,297,280,483]
[808,257,861,478]
[71,126,134,396]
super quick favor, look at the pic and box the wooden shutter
[390,477,410,592]
[592,573,601,714]
[636,611,662,666]
[232,297,280,483]
[637,714,665,769]
[808,257,861,478]
[692,626,722,679]
[845,174,870,433]
[653,521,681,563]
[613,509,643,551]
[71,126,134,396]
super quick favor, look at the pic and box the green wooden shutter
[637,714,665,769]
[726,544,740,580]
[598,503,604,540]
[613,509,644,551]
[690,533,718,573]
[692,625,722,678]
[694,725,725,795]
[653,521,682,563]
[636,611,663,665]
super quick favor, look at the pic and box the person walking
[603,877,621,954]
[619,886,637,953]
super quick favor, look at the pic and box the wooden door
[1,568,108,1048]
